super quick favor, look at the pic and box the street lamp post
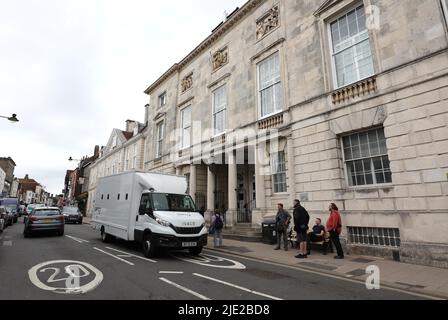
[0,114,19,122]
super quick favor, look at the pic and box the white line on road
[159,271,184,274]
[93,247,135,266]
[203,249,442,300]
[193,273,283,300]
[159,277,210,300]
[105,247,157,263]
[66,235,90,243]
[3,241,12,247]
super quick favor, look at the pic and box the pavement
[205,236,448,299]
[1,217,442,300]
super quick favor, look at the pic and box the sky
[0,0,246,195]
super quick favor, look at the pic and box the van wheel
[189,246,203,256]
[101,229,113,243]
[142,234,157,258]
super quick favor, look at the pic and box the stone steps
[221,224,263,243]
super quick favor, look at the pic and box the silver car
[24,207,64,237]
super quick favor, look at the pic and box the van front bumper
[151,233,208,248]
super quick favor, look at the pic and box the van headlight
[155,217,171,227]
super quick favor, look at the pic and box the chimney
[25,174,29,180]
[94,145,100,157]
[126,120,137,132]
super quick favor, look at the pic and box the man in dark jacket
[293,199,310,259]
[274,203,291,251]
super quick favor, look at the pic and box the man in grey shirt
[275,203,291,251]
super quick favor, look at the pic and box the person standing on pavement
[293,199,310,259]
[211,209,224,248]
[326,203,344,259]
[274,203,291,251]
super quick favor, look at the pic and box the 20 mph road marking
[193,273,283,300]
[93,247,134,265]
[28,260,103,294]
[159,277,210,300]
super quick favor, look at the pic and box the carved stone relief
[181,73,193,93]
[256,5,279,40]
[212,47,228,71]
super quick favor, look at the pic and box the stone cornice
[143,0,265,95]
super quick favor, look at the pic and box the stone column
[253,144,267,227]
[206,166,215,224]
[287,135,297,208]
[189,164,197,200]
[227,150,238,227]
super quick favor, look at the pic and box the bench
[288,229,333,253]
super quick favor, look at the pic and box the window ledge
[346,184,394,192]
[332,76,377,105]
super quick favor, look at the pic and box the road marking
[3,241,12,246]
[193,273,283,300]
[105,247,157,263]
[203,249,442,301]
[171,252,245,269]
[28,260,103,294]
[159,271,184,274]
[66,235,90,243]
[159,277,210,300]
[93,247,134,266]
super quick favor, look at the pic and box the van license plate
[182,242,197,247]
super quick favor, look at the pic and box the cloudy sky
[0,0,246,195]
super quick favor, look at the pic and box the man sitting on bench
[307,218,328,255]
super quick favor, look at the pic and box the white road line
[159,277,210,300]
[93,247,135,266]
[66,235,90,243]
[193,273,283,300]
[203,249,442,301]
[159,271,184,274]
[3,241,12,247]
[105,247,157,263]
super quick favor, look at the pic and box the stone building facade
[141,0,448,267]
[86,120,147,217]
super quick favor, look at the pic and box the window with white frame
[155,121,164,159]
[271,151,287,193]
[181,106,191,148]
[329,4,374,88]
[126,149,130,170]
[213,85,226,135]
[159,92,167,107]
[258,52,282,118]
[133,144,137,169]
[342,127,392,187]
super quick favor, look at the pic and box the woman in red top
[326,203,344,259]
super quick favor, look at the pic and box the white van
[92,171,208,258]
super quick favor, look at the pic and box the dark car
[0,198,19,222]
[0,206,6,232]
[62,207,83,224]
[5,205,19,223]
[2,206,14,226]
[24,207,64,237]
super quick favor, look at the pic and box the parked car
[0,206,6,232]
[24,207,64,237]
[62,207,83,224]
[0,198,19,223]
[3,206,14,226]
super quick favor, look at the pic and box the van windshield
[151,193,196,212]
